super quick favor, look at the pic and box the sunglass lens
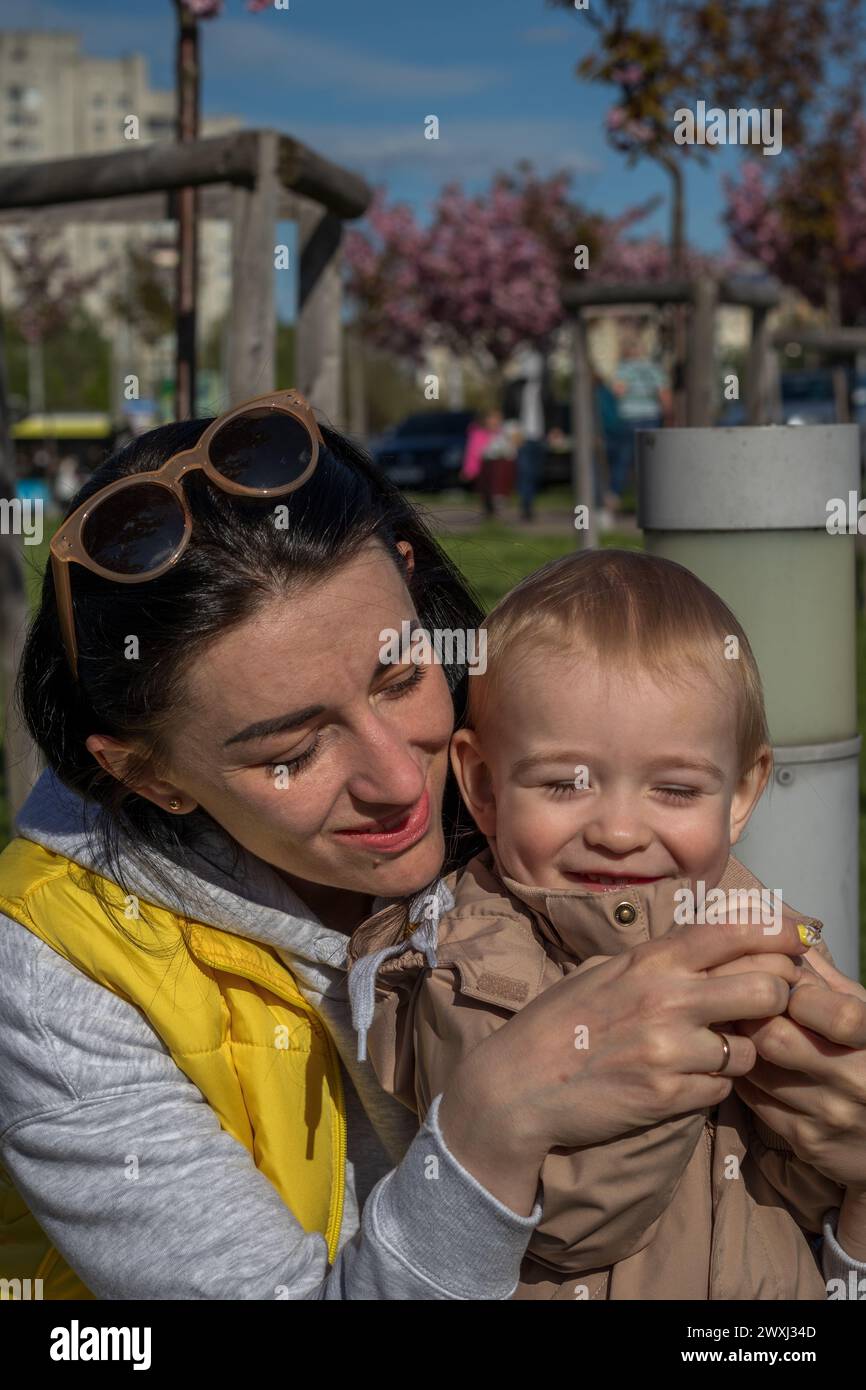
[209,407,314,490]
[82,484,186,575]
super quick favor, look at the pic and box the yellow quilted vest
[0,836,346,1300]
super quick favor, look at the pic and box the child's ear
[729,747,772,846]
[450,728,497,837]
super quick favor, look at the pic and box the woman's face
[121,542,454,917]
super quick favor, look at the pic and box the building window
[10,48,28,63]
[7,85,23,101]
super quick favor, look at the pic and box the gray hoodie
[0,771,540,1300]
[1,773,862,1299]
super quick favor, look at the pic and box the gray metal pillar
[637,424,860,979]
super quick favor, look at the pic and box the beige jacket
[348,849,844,1300]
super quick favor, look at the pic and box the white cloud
[287,116,602,182]
[205,17,506,98]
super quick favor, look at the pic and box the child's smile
[562,871,667,892]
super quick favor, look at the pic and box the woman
[1,389,864,1300]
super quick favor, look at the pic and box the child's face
[451,649,769,894]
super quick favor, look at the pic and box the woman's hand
[731,944,866,1259]
[438,916,807,1216]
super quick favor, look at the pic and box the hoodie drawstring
[349,879,454,1062]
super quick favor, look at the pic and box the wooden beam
[298,206,342,312]
[227,130,278,404]
[772,327,866,353]
[719,276,781,310]
[686,276,718,426]
[0,185,304,228]
[565,280,694,309]
[745,304,774,424]
[296,199,344,428]
[0,128,371,221]
[563,276,780,312]
[277,137,371,221]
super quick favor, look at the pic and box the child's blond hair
[469,549,771,778]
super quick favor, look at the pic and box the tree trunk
[27,338,45,414]
[174,0,199,419]
[658,151,687,428]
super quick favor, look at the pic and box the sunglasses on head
[50,388,326,679]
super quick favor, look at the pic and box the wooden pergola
[0,128,372,820]
[563,275,783,546]
[0,128,372,419]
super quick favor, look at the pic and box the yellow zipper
[319,1020,347,1263]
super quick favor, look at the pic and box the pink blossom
[181,0,224,16]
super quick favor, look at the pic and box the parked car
[368,410,475,491]
[719,368,866,429]
[779,370,837,426]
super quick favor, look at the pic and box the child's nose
[582,801,652,855]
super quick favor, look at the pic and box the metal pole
[638,424,860,978]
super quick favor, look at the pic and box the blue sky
[8,0,753,304]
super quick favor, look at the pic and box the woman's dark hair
[18,414,486,918]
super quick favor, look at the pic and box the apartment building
[0,28,238,381]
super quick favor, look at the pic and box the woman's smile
[333,786,431,854]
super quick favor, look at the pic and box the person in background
[54,453,83,508]
[462,408,503,519]
[480,413,519,519]
[609,329,670,510]
[503,344,556,523]
[593,371,620,531]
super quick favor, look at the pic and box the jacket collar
[486,844,772,959]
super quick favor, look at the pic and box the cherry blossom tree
[344,166,716,384]
[724,118,866,325]
[0,228,103,413]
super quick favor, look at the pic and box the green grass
[439,525,641,609]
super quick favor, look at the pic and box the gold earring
[169,798,181,811]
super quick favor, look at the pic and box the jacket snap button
[614,901,637,925]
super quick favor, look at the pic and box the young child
[348,549,843,1300]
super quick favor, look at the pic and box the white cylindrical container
[637,425,860,979]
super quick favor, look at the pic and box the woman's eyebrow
[223,705,325,747]
[222,654,400,748]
